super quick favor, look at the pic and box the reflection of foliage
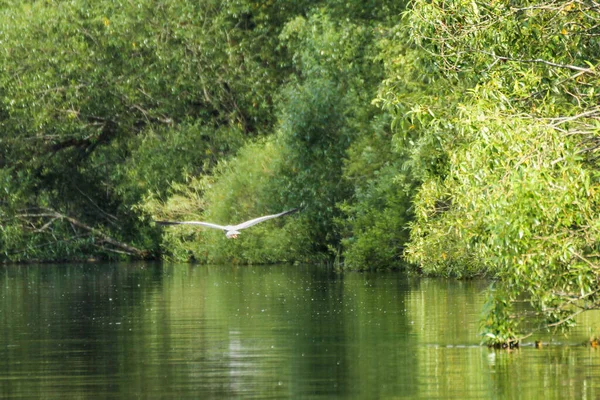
[0,264,418,398]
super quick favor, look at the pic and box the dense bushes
[147,7,409,265]
[1,0,405,262]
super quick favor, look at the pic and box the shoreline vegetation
[2,0,600,346]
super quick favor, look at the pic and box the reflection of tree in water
[487,346,600,399]
[287,268,419,398]
[0,264,421,398]
[407,278,491,398]
[0,263,167,398]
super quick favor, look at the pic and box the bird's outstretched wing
[155,220,227,231]
[232,208,299,230]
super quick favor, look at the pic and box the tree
[148,9,391,262]
[0,0,296,260]
[380,0,600,345]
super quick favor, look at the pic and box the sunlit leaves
[380,0,600,344]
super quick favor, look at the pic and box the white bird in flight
[155,208,298,239]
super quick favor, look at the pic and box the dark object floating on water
[489,341,519,350]
[155,208,299,239]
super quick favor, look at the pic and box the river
[0,263,599,399]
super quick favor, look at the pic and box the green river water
[1,263,599,399]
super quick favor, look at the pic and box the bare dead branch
[74,185,118,224]
[92,243,139,256]
[480,51,597,75]
[35,217,60,233]
[547,308,586,327]
[16,208,145,256]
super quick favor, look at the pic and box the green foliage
[0,0,410,264]
[145,139,314,264]
[275,77,353,252]
[381,0,600,343]
[0,0,302,261]
[117,124,246,203]
[142,5,411,265]
[339,166,413,270]
[276,10,410,261]
[338,114,415,270]
[148,71,361,262]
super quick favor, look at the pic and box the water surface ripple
[1,263,599,399]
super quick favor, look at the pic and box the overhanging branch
[479,51,597,75]
[16,208,145,257]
